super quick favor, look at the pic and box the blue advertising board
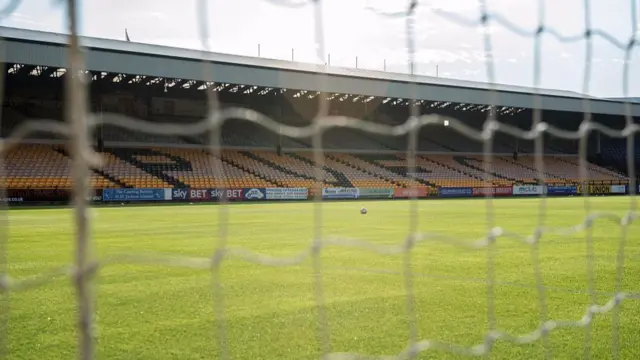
[265,188,308,200]
[547,185,577,195]
[322,188,359,199]
[243,188,266,201]
[103,188,165,202]
[438,187,473,198]
[171,188,188,200]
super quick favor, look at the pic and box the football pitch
[6,197,640,359]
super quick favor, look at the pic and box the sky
[2,0,640,98]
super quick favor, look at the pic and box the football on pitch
[360,207,367,214]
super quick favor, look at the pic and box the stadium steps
[591,155,628,176]
[589,153,628,177]
[148,149,195,170]
[357,154,402,161]
[454,156,517,182]
[286,153,354,188]
[108,148,188,188]
[277,132,311,148]
[53,147,132,188]
[148,149,222,184]
[238,151,325,185]
[178,135,201,145]
[353,154,437,188]
[215,151,282,188]
[420,136,457,152]
[553,155,620,178]
[326,154,400,187]
[355,131,399,150]
[546,138,577,154]
[497,156,567,182]
[389,165,437,188]
[545,143,565,154]
[420,156,484,182]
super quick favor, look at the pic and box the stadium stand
[5,144,118,189]
[541,156,628,182]
[0,58,631,192]
[331,153,427,189]
[96,151,171,189]
[1,141,628,191]
[233,150,336,188]
[155,148,274,188]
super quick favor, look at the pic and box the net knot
[405,116,420,134]
[481,120,499,141]
[622,123,640,137]
[211,248,226,267]
[404,233,418,250]
[480,13,489,25]
[578,121,592,136]
[0,274,12,292]
[584,29,593,38]
[533,121,548,135]
[311,240,322,255]
[404,342,420,358]
[614,292,625,305]
[488,227,503,243]
[71,261,100,284]
[206,109,225,131]
[583,216,594,229]
[543,320,557,332]
[621,212,634,226]
[407,0,417,14]
[526,227,543,244]
[628,37,637,50]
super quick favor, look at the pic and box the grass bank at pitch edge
[4,193,627,211]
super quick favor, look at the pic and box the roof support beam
[2,26,639,116]
[16,65,35,76]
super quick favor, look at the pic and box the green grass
[6,197,640,359]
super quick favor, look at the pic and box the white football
[360,207,367,214]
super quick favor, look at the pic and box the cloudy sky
[2,0,640,98]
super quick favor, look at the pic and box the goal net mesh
[1,0,640,359]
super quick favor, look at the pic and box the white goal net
[1,0,640,359]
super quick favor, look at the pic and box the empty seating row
[160,148,273,188]
[5,145,118,189]
[0,144,627,190]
